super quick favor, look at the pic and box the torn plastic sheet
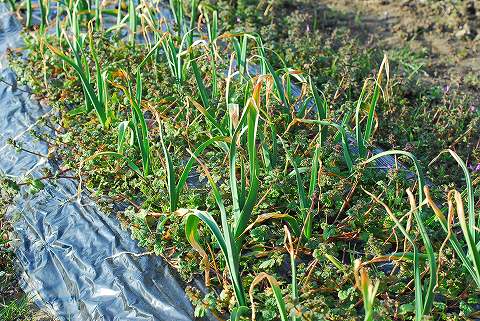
[0,4,211,321]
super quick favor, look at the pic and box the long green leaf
[279,137,310,238]
[160,123,175,211]
[310,77,328,146]
[235,103,260,238]
[192,60,210,109]
[355,82,368,158]
[191,153,247,307]
[189,97,227,136]
[117,121,129,153]
[126,73,150,176]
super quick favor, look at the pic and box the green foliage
[364,150,437,320]
[5,1,480,320]
[47,21,110,127]
[185,101,260,308]
[426,149,480,289]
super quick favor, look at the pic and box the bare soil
[320,0,480,102]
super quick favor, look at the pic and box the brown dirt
[320,0,480,102]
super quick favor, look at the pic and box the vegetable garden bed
[1,0,480,320]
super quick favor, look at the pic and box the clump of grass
[47,9,110,128]
[185,81,263,309]
[124,70,150,176]
[0,296,31,321]
[47,41,109,127]
[106,40,161,178]
[281,115,354,239]
[160,127,226,212]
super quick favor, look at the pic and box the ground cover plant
[0,177,31,321]
[1,0,480,320]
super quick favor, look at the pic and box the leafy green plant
[81,69,150,177]
[250,273,288,321]
[226,32,288,115]
[310,77,328,146]
[11,0,480,320]
[156,0,203,83]
[0,295,31,321]
[124,71,150,176]
[293,118,353,171]
[16,0,47,28]
[162,31,190,83]
[185,87,261,309]
[279,117,353,239]
[254,37,290,113]
[365,188,427,321]
[168,0,201,41]
[141,10,191,84]
[200,4,218,97]
[100,40,163,177]
[169,0,184,36]
[190,6,219,115]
